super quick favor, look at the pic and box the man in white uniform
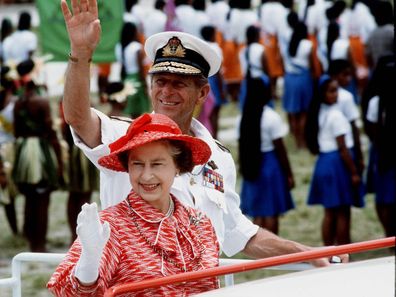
[61,0,345,266]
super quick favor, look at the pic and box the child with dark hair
[239,74,295,235]
[200,25,227,138]
[13,60,64,251]
[364,55,395,238]
[2,11,37,63]
[239,24,270,110]
[115,22,150,118]
[328,59,364,175]
[305,75,364,246]
[282,17,314,149]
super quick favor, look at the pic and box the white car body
[196,256,395,297]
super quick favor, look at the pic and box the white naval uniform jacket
[71,109,258,257]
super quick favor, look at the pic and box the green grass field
[0,99,390,296]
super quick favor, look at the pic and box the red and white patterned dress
[47,191,220,296]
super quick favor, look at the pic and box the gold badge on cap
[162,37,186,58]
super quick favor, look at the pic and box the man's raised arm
[61,0,102,148]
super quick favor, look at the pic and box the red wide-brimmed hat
[98,113,211,172]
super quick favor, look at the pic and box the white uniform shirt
[191,10,211,38]
[260,106,288,152]
[71,109,259,256]
[260,2,286,36]
[331,38,350,61]
[206,1,230,35]
[142,9,167,38]
[175,5,197,35]
[309,0,332,35]
[2,30,37,63]
[208,41,223,62]
[115,41,142,75]
[284,39,313,74]
[345,2,376,42]
[240,43,266,78]
[336,87,359,122]
[228,9,258,44]
[366,96,379,123]
[318,104,354,152]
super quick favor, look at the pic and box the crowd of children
[0,0,394,253]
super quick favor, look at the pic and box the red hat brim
[98,130,211,172]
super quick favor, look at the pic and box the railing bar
[105,237,395,296]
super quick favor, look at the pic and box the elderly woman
[47,113,219,296]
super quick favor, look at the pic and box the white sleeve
[268,110,288,141]
[366,96,379,123]
[70,108,129,169]
[220,150,259,256]
[339,89,359,122]
[329,110,350,138]
[70,108,132,209]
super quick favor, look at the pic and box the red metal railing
[104,237,395,296]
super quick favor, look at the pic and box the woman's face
[127,141,178,213]
[324,80,339,105]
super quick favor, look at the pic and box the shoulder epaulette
[215,139,230,153]
[109,116,133,123]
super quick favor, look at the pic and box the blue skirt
[209,75,227,107]
[366,145,396,204]
[282,69,313,113]
[375,168,396,204]
[307,150,365,208]
[241,151,295,217]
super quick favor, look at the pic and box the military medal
[203,166,224,193]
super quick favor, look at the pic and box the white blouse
[318,104,354,152]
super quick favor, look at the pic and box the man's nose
[161,83,174,95]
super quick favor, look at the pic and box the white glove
[74,202,110,284]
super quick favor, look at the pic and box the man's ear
[197,83,210,105]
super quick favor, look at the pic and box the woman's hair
[125,0,138,11]
[17,11,31,31]
[201,25,216,42]
[155,0,166,10]
[118,139,195,173]
[288,18,307,58]
[373,56,395,172]
[1,18,13,42]
[120,22,138,50]
[302,0,315,21]
[193,0,206,11]
[305,76,334,155]
[175,0,189,6]
[238,76,271,180]
[246,25,260,45]
[372,1,394,26]
[326,21,340,63]
[326,0,346,21]
[327,59,351,76]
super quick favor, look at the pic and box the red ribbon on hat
[108,114,182,153]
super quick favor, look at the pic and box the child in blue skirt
[239,74,295,235]
[364,56,395,238]
[305,75,365,246]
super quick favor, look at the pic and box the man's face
[150,73,209,133]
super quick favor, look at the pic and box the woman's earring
[175,172,180,177]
